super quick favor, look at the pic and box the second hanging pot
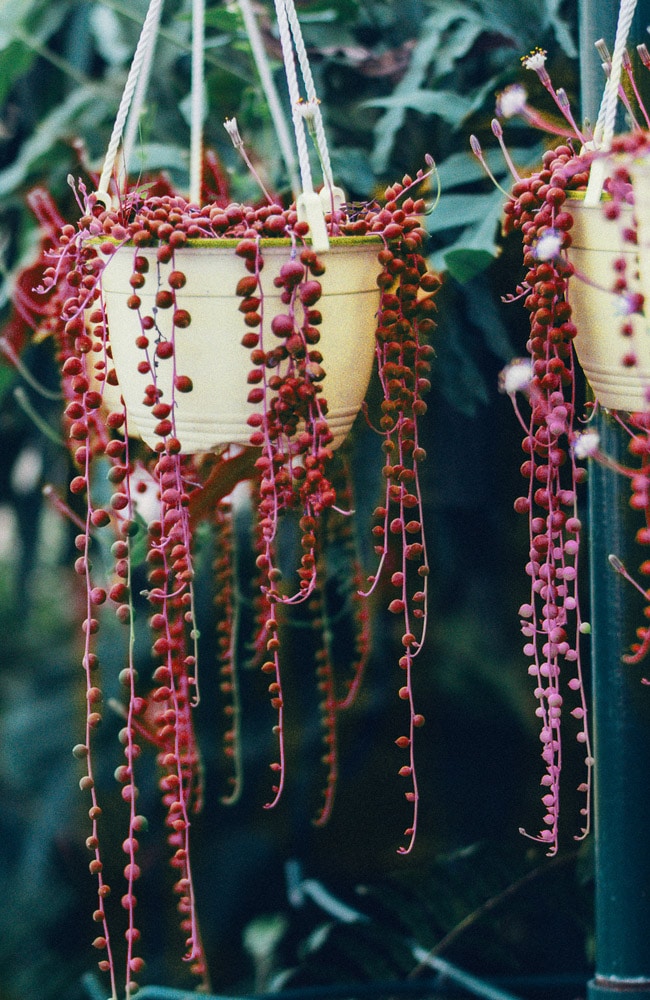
[568,195,650,412]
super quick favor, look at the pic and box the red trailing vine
[9,163,440,994]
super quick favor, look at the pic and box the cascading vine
[212,499,242,804]
[500,144,593,855]
[6,0,441,982]
[485,37,650,851]
[360,176,439,855]
[15,161,440,995]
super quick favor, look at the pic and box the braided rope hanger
[280,0,335,192]
[121,0,164,183]
[189,0,205,204]
[272,0,343,250]
[96,0,207,206]
[95,0,340,251]
[95,0,167,208]
[584,0,638,205]
[238,0,301,198]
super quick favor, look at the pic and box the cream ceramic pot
[99,238,382,453]
[568,198,650,412]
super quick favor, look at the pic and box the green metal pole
[587,415,650,1000]
[579,3,650,997]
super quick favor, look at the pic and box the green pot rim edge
[91,234,384,250]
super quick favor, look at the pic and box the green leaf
[541,0,578,56]
[125,142,189,174]
[127,514,150,569]
[436,150,504,188]
[370,7,461,172]
[436,144,544,189]
[89,6,131,66]
[0,39,35,107]
[427,192,502,233]
[202,7,244,31]
[433,15,484,78]
[0,363,17,407]
[468,0,576,54]
[364,90,474,125]
[428,185,506,272]
[299,21,359,48]
[0,86,100,198]
[0,0,40,48]
[297,0,359,20]
[444,248,495,282]
[329,147,377,195]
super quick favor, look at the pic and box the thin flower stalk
[520,49,586,143]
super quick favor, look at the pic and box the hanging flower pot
[629,153,650,316]
[46,170,439,1000]
[17,0,443,989]
[99,235,383,454]
[477,10,650,859]
[567,195,650,412]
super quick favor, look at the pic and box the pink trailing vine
[482,45,650,852]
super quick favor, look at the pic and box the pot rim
[566,190,615,204]
[93,233,385,250]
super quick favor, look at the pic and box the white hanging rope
[96,0,166,206]
[97,0,336,242]
[237,0,301,198]
[97,0,203,205]
[273,0,314,195]
[122,0,163,179]
[598,0,638,148]
[189,0,205,204]
[281,0,334,191]
[585,0,638,205]
[272,0,340,249]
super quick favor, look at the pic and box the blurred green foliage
[0,3,592,1000]
[1,0,577,264]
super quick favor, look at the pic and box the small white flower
[499,358,533,395]
[521,48,548,72]
[572,430,600,460]
[496,84,528,119]
[534,229,562,261]
[294,98,321,134]
[224,117,243,148]
[295,97,321,119]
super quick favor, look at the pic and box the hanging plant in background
[7,0,441,994]
[473,2,650,855]
[498,135,592,857]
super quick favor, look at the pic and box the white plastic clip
[584,157,607,208]
[297,190,330,252]
[320,185,345,217]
